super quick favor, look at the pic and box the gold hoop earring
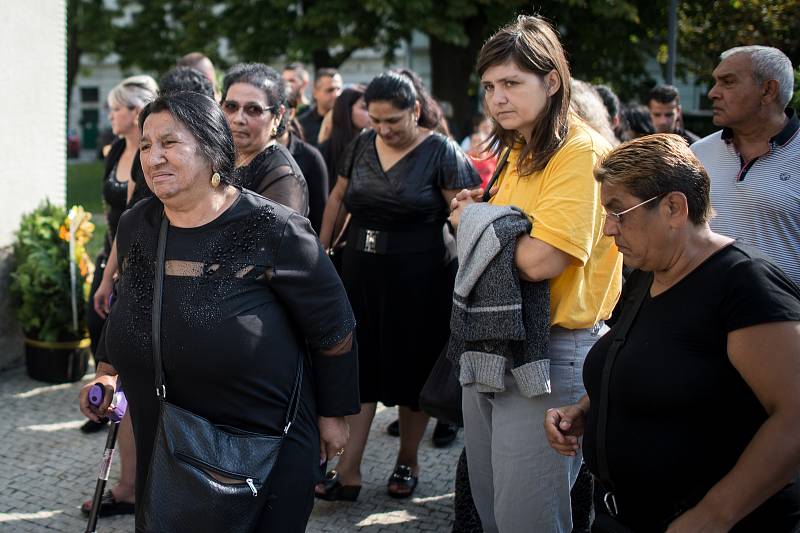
[210,172,221,188]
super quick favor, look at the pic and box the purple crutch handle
[87,384,127,423]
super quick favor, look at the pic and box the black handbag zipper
[174,450,260,496]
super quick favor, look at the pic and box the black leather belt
[347,223,443,255]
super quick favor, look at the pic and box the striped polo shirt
[692,109,800,286]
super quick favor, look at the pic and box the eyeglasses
[221,100,276,118]
[604,193,666,225]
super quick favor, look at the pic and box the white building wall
[0,0,66,368]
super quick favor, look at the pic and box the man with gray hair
[692,45,800,286]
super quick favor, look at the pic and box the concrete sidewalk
[0,367,461,532]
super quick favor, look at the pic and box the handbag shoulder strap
[481,147,511,202]
[595,270,653,485]
[152,212,304,433]
[152,214,168,399]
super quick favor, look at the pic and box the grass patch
[67,162,105,214]
[67,162,107,259]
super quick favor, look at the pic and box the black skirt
[342,237,455,409]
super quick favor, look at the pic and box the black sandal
[387,464,418,499]
[80,490,135,517]
[314,470,361,502]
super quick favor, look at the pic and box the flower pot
[24,338,90,383]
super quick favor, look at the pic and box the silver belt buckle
[364,229,379,254]
[603,491,619,517]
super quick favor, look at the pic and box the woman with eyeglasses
[545,135,800,532]
[221,63,309,216]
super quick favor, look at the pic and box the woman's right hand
[78,374,117,422]
[544,402,587,456]
[93,276,114,318]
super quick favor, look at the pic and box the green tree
[679,0,800,84]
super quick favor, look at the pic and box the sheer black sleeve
[269,212,359,416]
[434,136,481,190]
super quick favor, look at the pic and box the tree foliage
[679,0,800,85]
[71,0,800,133]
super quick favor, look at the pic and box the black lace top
[235,143,309,217]
[339,130,480,227]
[96,190,358,501]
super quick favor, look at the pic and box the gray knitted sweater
[447,203,551,397]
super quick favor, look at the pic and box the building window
[80,87,99,103]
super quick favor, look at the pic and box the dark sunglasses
[221,100,276,118]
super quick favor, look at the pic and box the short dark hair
[594,85,620,120]
[283,62,309,82]
[222,63,288,137]
[159,67,215,99]
[648,84,680,105]
[139,92,236,185]
[315,68,340,86]
[620,104,655,140]
[594,134,713,224]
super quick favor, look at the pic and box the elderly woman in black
[316,71,480,500]
[221,63,309,215]
[545,135,800,532]
[79,92,358,532]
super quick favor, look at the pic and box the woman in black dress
[317,71,480,500]
[79,91,359,532]
[221,63,309,216]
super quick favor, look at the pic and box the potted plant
[10,201,95,383]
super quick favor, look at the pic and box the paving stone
[0,367,462,531]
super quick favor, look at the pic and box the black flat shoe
[387,464,418,499]
[386,419,400,437]
[80,490,135,517]
[314,470,361,502]
[432,421,458,447]
[80,418,109,434]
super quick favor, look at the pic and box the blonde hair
[108,75,159,110]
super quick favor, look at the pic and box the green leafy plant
[10,202,95,342]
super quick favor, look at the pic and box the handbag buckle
[603,491,619,517]
[364,229,379,254]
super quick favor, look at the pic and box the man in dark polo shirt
[692,45,799,286]
[298,68,343,146]
[647,84,700,144]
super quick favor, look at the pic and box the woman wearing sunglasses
[221,63,309,215]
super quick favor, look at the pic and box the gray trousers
[462,326,603,533]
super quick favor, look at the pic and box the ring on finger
[336,448,345,456]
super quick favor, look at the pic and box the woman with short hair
[546,134,800,532]
[449,15,622,532]
[221,63,309,215]
[79,91,359,532]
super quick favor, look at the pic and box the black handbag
[419,344,463,426]
[137,214,303,533]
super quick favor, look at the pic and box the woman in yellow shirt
[449,15,622,533]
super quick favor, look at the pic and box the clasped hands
[448,185,497,230]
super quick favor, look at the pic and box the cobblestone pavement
[0,367,462,532]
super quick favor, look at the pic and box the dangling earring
[271,125,279,138]
[210,172,221,188]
